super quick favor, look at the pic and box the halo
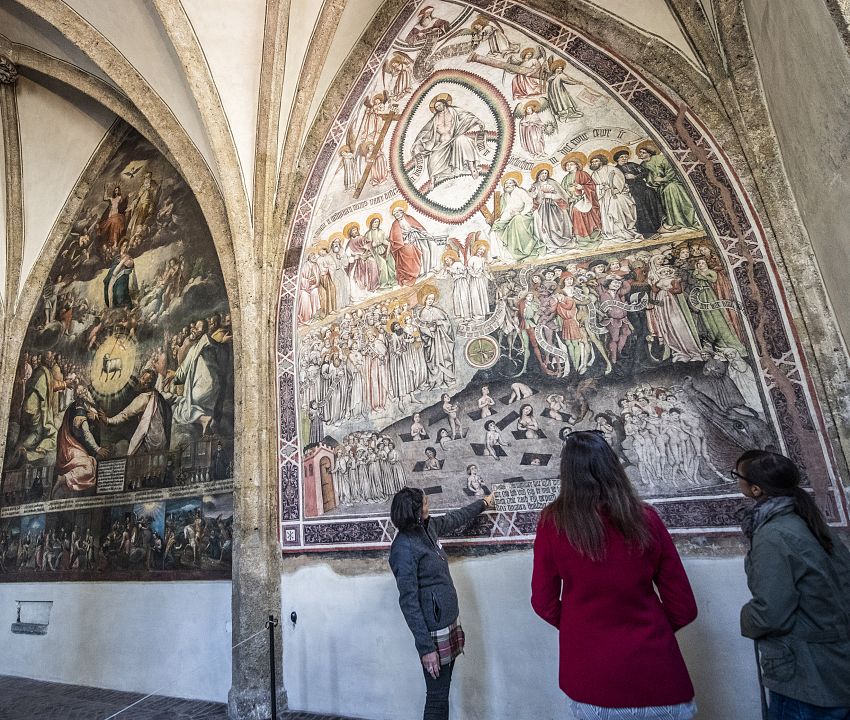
[523,99,542,113]
[471,239,490,256]
[588,150,610,165]
[560,152,587,170]
[366,213,383,229]
[342,221,361,238]
[429,92,453,112]
[635,140,659,157]
[441,248,460,264]
[501,170,523,187]
[520,47,535,59]
[550,58,567,71]
[531,162,553,179]
[327,231,345,248]
[385,316,401,334]
[419,5,434,16]
[390,199,409,215]
[471,15,488,30]
[417,283,440,305]
[311,239,329,253]
[610,145,630,161]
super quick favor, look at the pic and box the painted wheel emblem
[390,69,513,224]
[465,336,500,369]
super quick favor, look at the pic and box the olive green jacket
[741,504,850,707]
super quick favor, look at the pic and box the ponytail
[737,450,833,554]
[792,486,833,554]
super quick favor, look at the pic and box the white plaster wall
[61,0,219,184]
[15,75,113,292]
[278,0,324,162]
[182,0,266,205]
[282,553,761,720]
[304,0,385,138]
[0,581,232,702]
[0,3,115,88]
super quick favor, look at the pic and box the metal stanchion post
[266,614,279,720]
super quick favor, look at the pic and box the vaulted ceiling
[0,0,716,310]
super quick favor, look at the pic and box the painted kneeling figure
[389,487,494,720]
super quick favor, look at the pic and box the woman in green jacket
[735,450,850,720]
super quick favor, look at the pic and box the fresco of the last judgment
[280,0,844,549]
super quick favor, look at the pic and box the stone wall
[743,0,850,344]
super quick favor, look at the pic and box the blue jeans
[769,692,850,720]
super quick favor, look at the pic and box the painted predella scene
[283,0,840,548]
[0,130,234,580]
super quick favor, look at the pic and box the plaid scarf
[430,619,465,666]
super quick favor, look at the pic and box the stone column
[228,273,285,719]
[0,54,22,468]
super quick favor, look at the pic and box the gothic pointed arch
[276,0,848,551]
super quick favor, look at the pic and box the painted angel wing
[381,58,392,92]
[512,102,525,119]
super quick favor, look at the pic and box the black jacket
[389,499,486,656]
[742,502,850,707]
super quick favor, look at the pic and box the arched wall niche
[276,0,848,552]
[0,123,236,580]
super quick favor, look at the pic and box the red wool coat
[531,506,697,708]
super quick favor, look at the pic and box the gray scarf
[741,495,795,540]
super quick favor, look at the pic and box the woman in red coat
[531,430,698,719]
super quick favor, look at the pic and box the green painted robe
[643,154,699,229]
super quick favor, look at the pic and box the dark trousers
[422,660,454,720]
[769,691,850,720]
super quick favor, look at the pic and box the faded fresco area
[280,1,843,548]
[1,131,233,580]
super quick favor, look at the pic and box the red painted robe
[389,214,425,286]
[571,170,602,238]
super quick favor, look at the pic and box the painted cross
[353,108,400,199]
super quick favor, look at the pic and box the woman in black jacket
[736,450,850,720]
[389,487,493,720]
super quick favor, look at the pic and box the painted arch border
[276,0,849,551]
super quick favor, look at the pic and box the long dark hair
[543,431,650,560]
[736,450,833,553]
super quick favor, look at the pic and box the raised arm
[429,498,488,537]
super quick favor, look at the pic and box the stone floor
[0,676,368,720]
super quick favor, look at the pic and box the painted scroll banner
[493,478,559,512]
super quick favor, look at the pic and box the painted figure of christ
[411,94,484,186]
